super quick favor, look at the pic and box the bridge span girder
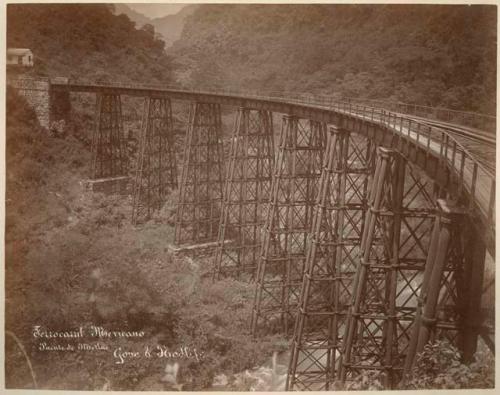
[50,80,494,256]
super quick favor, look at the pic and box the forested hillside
[7,4,173,84]
[171,4,496,114]
[7,4,496,113]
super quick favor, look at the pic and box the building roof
[7,48,32,56]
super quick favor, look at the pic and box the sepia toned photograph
[4,2,496,391]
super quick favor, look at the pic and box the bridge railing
[343,97,497,135]
[196,87,495,231]
[49,78,495,233]
[175,83,496,134]
[53,78,496,133]
[219,89,494,230]
[232,89,496,135]
[328,100,495,232]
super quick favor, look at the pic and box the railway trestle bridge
[9,77,496,389]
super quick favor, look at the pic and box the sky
[127,3,188,18]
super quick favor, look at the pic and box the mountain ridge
[113,3,198,48]
[151,5,199,48]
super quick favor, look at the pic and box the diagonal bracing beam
[213,107,275,280]
[91,93,127,179]
[403,198,488,379]
[174,102,225,246]
[251,115,326,337]
[340,147,438,388]
[132,96,178,225]
[286,127,375,391]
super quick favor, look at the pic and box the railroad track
[404,114,495,145]
[399,113,496,176]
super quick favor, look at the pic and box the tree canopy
[171,4,496,114]
[7,4,173,84]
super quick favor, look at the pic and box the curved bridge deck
[51,80,495,254]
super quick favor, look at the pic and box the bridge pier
[132,97,178,225]
[251,115,326,337]
[402,198,487,377]
[90,93,127,182]
[213,107,275,279]
[401,199,462,377]
[340,147,437,388]
[7,77,71,132]
[174,102,225,245]
[286,127,375,390]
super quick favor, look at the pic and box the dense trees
[6,4,496,114]
[7,4,173,84]
[171,4,496,114]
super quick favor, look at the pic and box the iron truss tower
[175,102,225,245]
[251,115,326,337]
[286,127,375,390]
[213,108,275,280]
[132,97,178,225]
[339,147,445,388]
[91,93,127,179]
[403,198,487,378]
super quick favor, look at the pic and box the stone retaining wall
[7,77,73,130]
[7,77,51,128]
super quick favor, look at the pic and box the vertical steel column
[251,116,326,337]
[174,102,225,245]
[213,108,275,279]
[286,128,374,390]
[132,96,178,225]
[340,147,436,388]
[461,227,487,362]
[91,93,126,179]
[402,199,459,376]
[403,199,486,376]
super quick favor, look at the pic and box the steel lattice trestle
[174,102,225,245]
[251,116,326,337]
[91,93,127,179]
[131,97,178,225]
[286,127,375,390]
[340,147,438,388]
[213,108,275,279]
